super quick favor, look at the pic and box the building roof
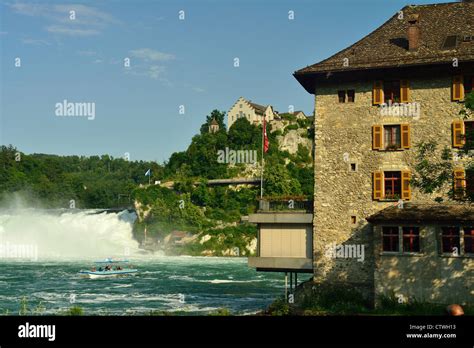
[210,118,219,126]
[294,2,474,77]
[248,101,267,115]
[277,111,306,117]
[366,203,474,225]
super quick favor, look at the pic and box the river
[0,208,305,315]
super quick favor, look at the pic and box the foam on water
[0,209,140,260]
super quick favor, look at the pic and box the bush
[268,297,290,316]
[66,306,84,316]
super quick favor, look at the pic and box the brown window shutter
[373,171,383,200]
[373,81,384,105]
[401,171,411,200]
[453,169,466,199]
[372,125,383,150]
[452,75,464,101]
[401,124,411,149]
[452,120,465,148]
[400,80,410,103]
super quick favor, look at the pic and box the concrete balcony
[247,199,314,273]
[248,256,313,273]
[248,212,313,224]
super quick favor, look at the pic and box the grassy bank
[266,285,474,316]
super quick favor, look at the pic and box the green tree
[413,91,473,201]
[199,110,226,134]
[263,164,302,197]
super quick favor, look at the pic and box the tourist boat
[79,258,138,278]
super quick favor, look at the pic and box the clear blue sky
[0,0,449,162]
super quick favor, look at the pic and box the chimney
[407,14,420,51]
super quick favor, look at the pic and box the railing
[258,198,313,213]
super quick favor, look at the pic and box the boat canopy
[94,258,130,264]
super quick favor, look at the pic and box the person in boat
[98,267,103,272]
[91,267,96,272]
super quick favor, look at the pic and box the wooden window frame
[381,226,421,254]
[402,226,421,253]
[382,226,400,253]
[338,90,346,103]
[347,90,355,103]
[452,75,465,101]
[440,226,461,255]
[338,90,355,103]
[464,75,473,94]
[463,226,474,254]
[384,125,402,150]
[453,168,466,200]
[373,170,411,201]
[384,80,401,104]
[373,124,410,151]
[384,171,402,200]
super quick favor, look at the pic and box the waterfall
[0,209,140,260]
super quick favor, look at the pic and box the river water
[0,257,300,315]
[0,208,306,315]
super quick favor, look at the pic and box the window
[441,227,460,254]
[464,227,474,254]
[338,90,355,103]
[468,169,474,197]
[373,171,411,201]
[465,121,474,149]
[373,124,410,150]
[453,168,473,200]
[239,104,242,108]
[338,90,346,103]
[453,120,474,148]
[384,125,401,150]
[347,90,355,102]
[452,75,473,101]
[402,227,420,252]
[382,226,420,253]
[384,171,402,199]
[351,216,357,224]
[382,227,399,252]
[350,163,357,171]
[465,76,473,94]
[373,80,409,105]
[384,80,401,103]
[239,111,243,118]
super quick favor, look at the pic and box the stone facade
[373,224,474,305]
[312,76,469,302]
[227,97,276,129]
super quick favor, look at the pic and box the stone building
[209,118,219,133]
[247,1,473,306]
[227,97,276,129]
[293,0,474,305]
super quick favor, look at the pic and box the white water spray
[0,209,140,260]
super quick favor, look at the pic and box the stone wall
[312,75,467,300]
[373,225,474,305]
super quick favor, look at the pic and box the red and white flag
[263,117,269,153]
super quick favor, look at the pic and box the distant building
[209,118,220,133]
[276,111,307,120]
[227,97,276,129]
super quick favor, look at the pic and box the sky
[0,0,450,162]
